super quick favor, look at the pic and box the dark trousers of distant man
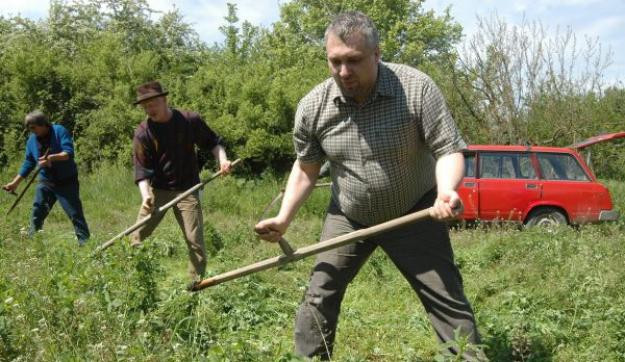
[30,178,90,244]
[294,189,480,360]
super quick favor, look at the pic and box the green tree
[455,15,613,145]
[0,0,206,169]
[185,0,464,172]
[277,0,461,67]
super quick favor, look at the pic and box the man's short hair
[324,11,379,50]
[24,110,50,128]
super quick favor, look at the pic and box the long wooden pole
[94,158,241,253]
[257,182,332,257]
[6,168,42,215]
[189,207,433,291]
[6,150,50,216]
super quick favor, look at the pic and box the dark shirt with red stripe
[133,109,221,191]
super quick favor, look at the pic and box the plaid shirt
[294,62,466,225]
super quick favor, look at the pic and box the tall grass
[1,164,624,360]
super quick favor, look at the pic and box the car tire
[525,208,568,228]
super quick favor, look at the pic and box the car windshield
[536,153,590,181]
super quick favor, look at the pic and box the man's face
[28,124,49,138]
[139,96,168,121]
[326,31,380,103]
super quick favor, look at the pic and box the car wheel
[525,208,568,228]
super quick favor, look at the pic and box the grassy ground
[1,164,624,361]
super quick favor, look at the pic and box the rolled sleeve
[191,113,222,152]
[57,126,75,158]
[293,100,324,164]
[18,141,37,178]
[420,78,467,159]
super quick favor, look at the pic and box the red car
[457,144,619,226]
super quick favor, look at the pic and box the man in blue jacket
[2,110,90,245]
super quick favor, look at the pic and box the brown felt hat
[134,81,169,105]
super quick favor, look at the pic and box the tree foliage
[0,0,623,177]
[455,15,617,144]
[0,0,204,168]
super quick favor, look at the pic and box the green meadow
[1,164,624,361]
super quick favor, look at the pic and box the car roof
[465,145,577,153]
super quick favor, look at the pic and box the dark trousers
[294,190,480,360]
[30,179,90,244]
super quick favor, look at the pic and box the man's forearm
[211,145,228,164]
[435,152,465,193]
[277,160,321,224]
[10,175,24,185]
[47,151,70,162]
[138,179,152,200]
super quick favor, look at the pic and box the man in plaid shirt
[255,11,480,360]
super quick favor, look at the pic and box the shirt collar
[375,62,396,98]
[329,81,345,105]
[331,62,396,106]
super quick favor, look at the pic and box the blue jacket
[19,124,78,182]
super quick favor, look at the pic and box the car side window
[479,154,499,178]
[479,152,537,179]
[518,154,537,179]
[537,153,590,181]
[464,153,476,177]
[501,156,515,178]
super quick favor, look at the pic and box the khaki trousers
[130,188,206,280]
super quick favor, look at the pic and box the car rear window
[479,152,537,179]
[536,153,590,181]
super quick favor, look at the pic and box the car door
[535,152,599,222]
[458,152,478,220]
[477,152,541,222]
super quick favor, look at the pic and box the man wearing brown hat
[131,80,232,282]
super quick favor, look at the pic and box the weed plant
[0,164,624,360]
